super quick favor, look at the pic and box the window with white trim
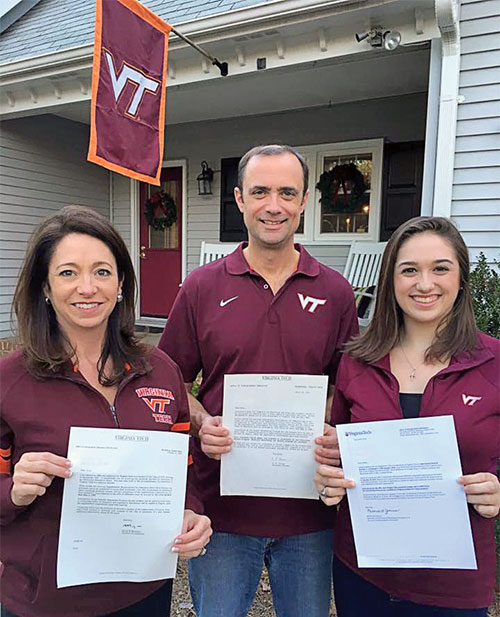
[295,139,384,244]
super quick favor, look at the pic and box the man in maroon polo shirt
[159,144,358,617]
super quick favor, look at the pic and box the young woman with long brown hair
[315,217,499,617]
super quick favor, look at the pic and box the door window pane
[146,179,179,249]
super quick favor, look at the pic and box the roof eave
[0,0,378,79]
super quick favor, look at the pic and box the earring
[117,293,123,303]
[45,297,51,305]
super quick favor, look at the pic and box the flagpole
[170,26,229,76]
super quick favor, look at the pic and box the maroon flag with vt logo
[88,0,171,185]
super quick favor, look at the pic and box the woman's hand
[458,472,500,519]
[199,416,232,460]
[314,464,355,507]
[314,424,340,466]
[11,452,72,507]
[173,510,212,559]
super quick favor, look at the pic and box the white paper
[221,374,327,499]
[337,415,477,569]
[57,427,189,588]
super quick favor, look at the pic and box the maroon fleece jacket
[332,332,499,610]
[0,347,202,617]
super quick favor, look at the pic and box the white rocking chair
[199,241,239,266]
[343,241,387,327]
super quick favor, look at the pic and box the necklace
[399,341,425,381]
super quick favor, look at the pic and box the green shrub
[470,256,500,585]
[469,253,500,338]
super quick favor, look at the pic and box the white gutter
[432,0,460,218]
[0,0,393,81]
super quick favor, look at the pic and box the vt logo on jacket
[136,387,175,424]
[462,394,482,407]
[297,293,327,313]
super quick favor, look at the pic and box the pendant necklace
[399,341,425,381]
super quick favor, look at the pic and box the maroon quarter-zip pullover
[331,332,499,610]
[0,347,201,617]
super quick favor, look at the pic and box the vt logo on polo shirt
[136,386,175,424]
[297,293,327,313]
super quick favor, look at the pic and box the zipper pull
[110,405,119,427]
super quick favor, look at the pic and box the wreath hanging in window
[144,191,177,230]
[315,163,368,213]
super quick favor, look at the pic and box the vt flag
[88,0,171,185]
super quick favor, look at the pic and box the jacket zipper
[60,371,140,428]
[109,404,119,427]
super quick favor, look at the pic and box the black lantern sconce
[197,161,214,195]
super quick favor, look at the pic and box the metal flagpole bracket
[171,26,229,76]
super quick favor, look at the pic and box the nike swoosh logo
[220,296,239,307]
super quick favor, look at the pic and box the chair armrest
[353,290,375,300]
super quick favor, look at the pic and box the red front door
[139,166,182,317]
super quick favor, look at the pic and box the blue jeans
[189,529,334,617]
[333,557,488,617]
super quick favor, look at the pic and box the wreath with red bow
[144,191,177,230]
[316,163,368,213]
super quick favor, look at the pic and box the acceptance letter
[337,416,476,569]
[57,427,188,588]
[221,374,327,499]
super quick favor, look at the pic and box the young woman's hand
[459,472,500,519]
[173,510,212,559]
[314,464,355,507]
[11,452,72,507]
[314,424,340,466]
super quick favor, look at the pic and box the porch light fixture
[197,161,214,195]
[355,29,401,51]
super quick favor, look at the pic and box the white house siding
[452,0,500,263]
[111,174,132,253]
[0,115,110,338]
[161,93,428,274]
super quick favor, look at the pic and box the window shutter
[380,142,424,241]
[220,157,248,242]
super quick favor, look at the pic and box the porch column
[432,0,461,217]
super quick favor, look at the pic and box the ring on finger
[320,487,327,498]
[199,546,207,557]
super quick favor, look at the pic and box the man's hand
[172,510,212,559]
[458,472,500,519]
[199,416,232,460]
[11,452,72,507]
[314,464,355,507]
[314,424,340,466]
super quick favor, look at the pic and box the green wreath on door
[144,191,177,230]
